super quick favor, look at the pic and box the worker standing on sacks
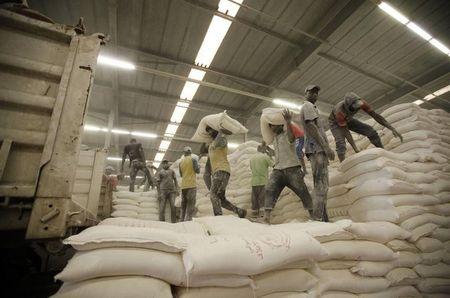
[179,146,200,221]
[263,109,314,224]
[121,138,153,192]
[155,159,179,223]
[329,91,403,162]
[250,141,274,218]
[206,126,247,218]
[299,85,335,222]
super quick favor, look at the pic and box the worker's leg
[142,165,152,192]
[181,189,188,221]
[251,186,260,217]
[203,158,212,191]
[159,190,168,221]
[210,171,226,215]
[168,191,177,223]
[309,152,329,222]
[129,161,139,192]
[264,169,285,223]
[285,166,314,218]
[184,188,197,221]
[348,119,383,148]
[214,171,246,218]
[329,121,347,162]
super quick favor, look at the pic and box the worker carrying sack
[191,111,248,143]
[260,107,301,145]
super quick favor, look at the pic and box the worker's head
[183,146,192,156]
[161,159,170,170]
[130,138,137,144]
[305,85,320,103]
[269,123,284,135]
[344,92,363,112]
[205,126,218,138]
[104,166,115,175]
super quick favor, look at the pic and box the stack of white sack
[194,141,315,220]
[191,111,248,143]
[111,190,160,221]
[324,103,450,296]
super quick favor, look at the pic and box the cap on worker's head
[305,85,320,93]
[183,146,192,153]
[162,159,169,163]
[130,138,137,143]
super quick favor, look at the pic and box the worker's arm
[192,158,200,174]
[200,143,208,156]
[172,170,180,194]
[304,120,335,161]
[282,109,295,143]
[138,144,146,162]
[338,126,359,153]
[367,110,403,142]
[213,131,228,149]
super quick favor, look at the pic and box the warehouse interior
[1,0,450,297]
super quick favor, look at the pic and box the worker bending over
[249,141,274,218]
[264,109,313,224]
[329,92,403,162]
[155,159,179,223]
[121,138,152,192]
[206,126,247,218]
[300,85,335,222]
[179,146,200,221]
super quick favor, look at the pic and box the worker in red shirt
[290,122,308,175]
[329,92,403,162]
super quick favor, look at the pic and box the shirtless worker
[249,141,274,218]
[329,92,403,162]
[264,109,313,224]
[299,85,335,222]
[179,146,200,221]
[121,138,152,192]
[155,159,179,223]
[206,126,246,218]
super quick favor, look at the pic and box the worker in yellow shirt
[206,126,246,218]
[179,146,200,221]
[250,141,274,218]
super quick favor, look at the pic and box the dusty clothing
[250,152,274,186]
[123,143,145,162]
[265,166,313,215]
[159,190,176,223]
[328,93,373,127]
[299,101,328,154]
[209,136,230,174]
[130,160,152,192]
[156,168,177,191]
[251,185,265,211]
[210,170,241,216]
[181,188,196,221]
[273,132,300,170]
[179,156,200,189]
[329,118,382,155]
[203,157,212,191]
[307,152,329,221]
[295,137,305,159]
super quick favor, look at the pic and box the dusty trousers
[265,166,313,216]
[251,185,265,211]
[210,170,242,216]
[203,157,212,191]
[130,160,152,192]
[159,190,177,223]
[181,188,196,221]
[307,152,329,222]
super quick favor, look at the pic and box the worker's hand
[392,129,403,142]
[282,109,292,123]
[325,147,335,161]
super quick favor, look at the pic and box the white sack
[191,112,248,142]
[111,210,138,218]
[415,263,450,278]
[386,239,419,252]
[321,240,396,261]
[409,223,439,242]
[344,222,411,243]
[417,278,450,293]
[252,269,317,297]
[421,249,446,266]
[176,286,253,298]
[385,268,419,286]
[358,285,421,298]
[415,237,444,253]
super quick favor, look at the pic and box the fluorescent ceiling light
[100,128,109,132]
[97,55,135,70]
[406,22,432,41]
[124,175,144,179]
[218,0,243,17]
[378,2,409,24]
[429,39,450,55]
[170,106,188,123]
[131,131,158,138]
[228,142,239,149]
[159,140,172,151]
[165,124,179,136]
[413,99,424,105]
[107,157,122,161]
[273,98,302,110]
[188,69,206,81]
[424,94,436,101]
[180,82,201,101]
[433,85,450,96]
[111,128,130,134]
[195,16,232,67]
[153,162,161,168]
[177,101,190,108]
[84,125,101,131]
[154,152,165,162]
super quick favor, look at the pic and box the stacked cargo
[111,190,160,221]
